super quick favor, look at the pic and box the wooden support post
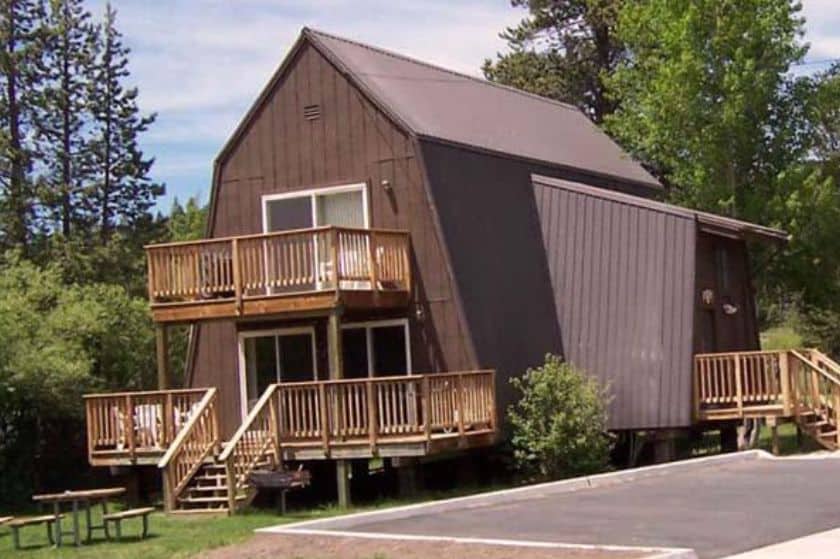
[368,231,378,294]
[225,457,237,513]
[126,394,136,462]
[155,324,171,390]
[834,390,840,449]
[319,383,330,454]
[336,459,350,509]
[161,467,174,513]
[163,392,174,445]
[791,357,802,423]
[367,380,378,452]
[780,352,792,417]
[232,238,242,314]
[326,307,350,508]
[268,391,281,467]
[327,309,343,381]
[421,375,431,444]
[455,373,466,445]
[768,416,779,455]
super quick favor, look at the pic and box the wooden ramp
[694,348,840,450]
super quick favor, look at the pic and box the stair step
[169,508,229,516]
[819,430,838,438]
[178,495,246,505]
[187,485,230,494]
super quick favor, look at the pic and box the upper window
[262,183,368,233]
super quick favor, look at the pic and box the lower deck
[84,370,497,467]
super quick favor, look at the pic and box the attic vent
[303,104,321,121]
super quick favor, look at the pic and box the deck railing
[276,370,497,448]
[693,348,840,423]
[217,370,495,480]
[145,226,411,307]
[84,388,210,463]
[158,388,220,511]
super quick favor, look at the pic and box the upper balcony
[145,226,412,323]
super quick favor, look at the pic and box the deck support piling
[767,416,780,455]
[155,324,171,390]
[327,307,351,508]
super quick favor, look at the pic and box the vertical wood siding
[192,42,474,436]
[533,178,697,429]
[419,143,566,417]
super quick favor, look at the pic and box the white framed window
[237,326,317,419]
[261,183,369,233]
[341,318,412,378]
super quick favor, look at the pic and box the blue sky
[90,0,840,212]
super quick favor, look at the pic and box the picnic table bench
[103,507,154,541]
[0,516,13,525]
[32,487,126,546]
[8,515,63,550]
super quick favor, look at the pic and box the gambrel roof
[305,28,661,190]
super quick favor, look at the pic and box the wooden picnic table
[32,487,126,546]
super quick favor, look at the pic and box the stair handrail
[218,384,280,507]
[790,350,840,385]
[801,349,840,382]
[157,387,219,511]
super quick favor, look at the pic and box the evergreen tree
[483,0,625,123]
[0,0,47,251]
[87,2,162,244]
[36,0,96,238]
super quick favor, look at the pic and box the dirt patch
[197,533,655,559]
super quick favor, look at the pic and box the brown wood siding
[693,233,760,354]
[192,42,473,436]
[532,178,697,430]
[419,142,569,418]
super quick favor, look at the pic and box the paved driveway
[270,453,840,558]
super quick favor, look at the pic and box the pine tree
[0,0,47,251]
[35,0,96,238]
[483,0,625,124]
[87,2,162,244]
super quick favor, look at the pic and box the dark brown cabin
[83,28,796,514]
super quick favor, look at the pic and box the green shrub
[507,355,612,481]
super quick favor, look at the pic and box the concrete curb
[261,528,698,559]
[264,450,768,533]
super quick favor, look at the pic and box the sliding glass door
[262,184,368,292]
[341,320,411,379]
[239,328,317,416]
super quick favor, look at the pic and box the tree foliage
[508,355,612,480]
[0,254,154,504]
[604,0,840,320]
[483,0,625,123]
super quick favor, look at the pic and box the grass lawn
[1,483,512,559]
[0,506,323,559]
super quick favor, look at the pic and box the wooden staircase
[158,387,280,515]
[695,348,840,451]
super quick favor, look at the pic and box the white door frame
[237,326,318,420]
[341,318,412,377]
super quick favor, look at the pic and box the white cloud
[87,0,522,206]
[88,0,840,207]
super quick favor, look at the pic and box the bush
[507,355,612,481]
[0,254,156,505]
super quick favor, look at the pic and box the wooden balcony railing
[84,388,210,465]
[693,348,840,422]
[219,370,496,472]
[145,226,411,320]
